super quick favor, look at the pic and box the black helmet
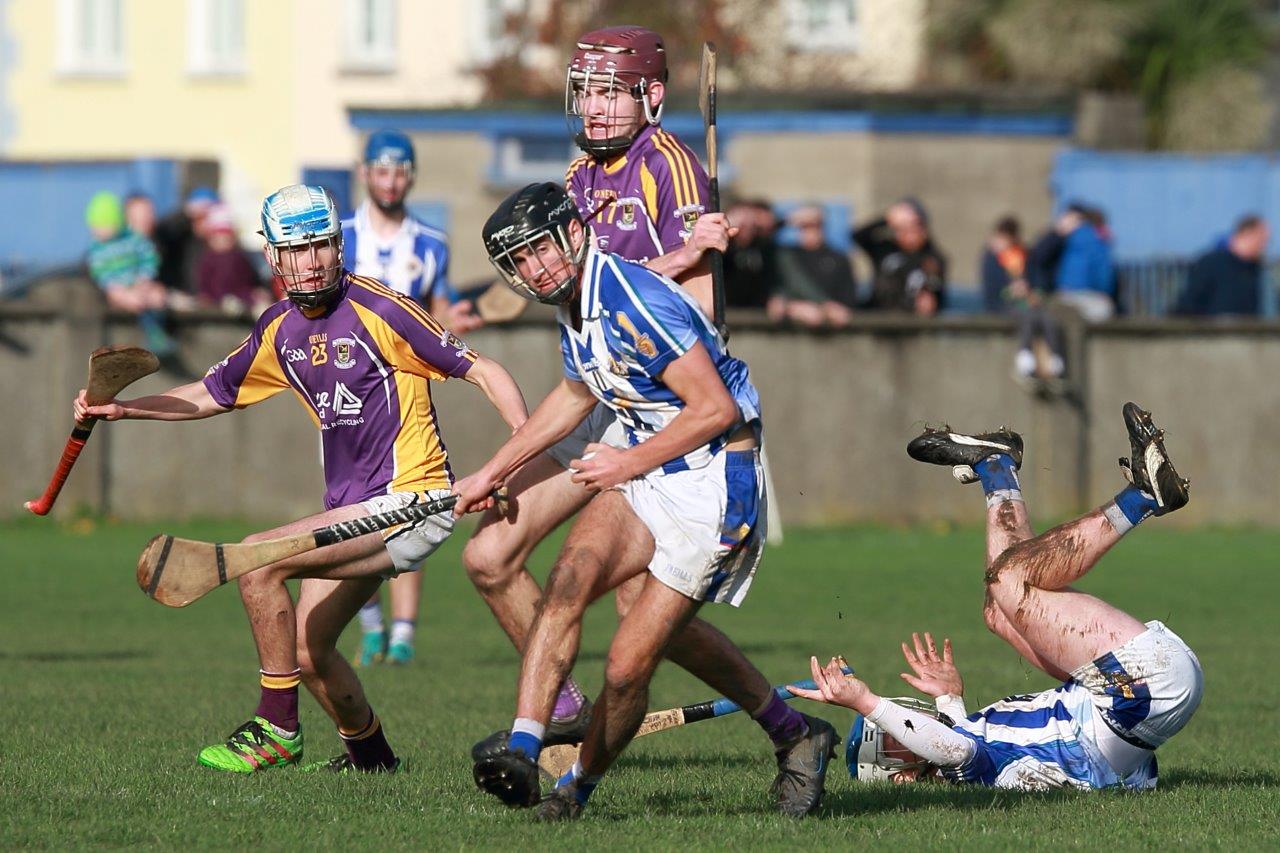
[483,182,586,305]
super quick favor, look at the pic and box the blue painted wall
[1052,149,1280,261]
[0,159,181,273]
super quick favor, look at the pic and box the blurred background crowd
[2,0,1279,391]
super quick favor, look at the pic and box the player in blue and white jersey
[453,183,837,820]
[342,129,483,666]
[792,403,1202,791]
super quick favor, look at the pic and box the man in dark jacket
[852,198,947,315]
[1175,215,1269,317]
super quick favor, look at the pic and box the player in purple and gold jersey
[459,30,826,816]
[75,185,527,775]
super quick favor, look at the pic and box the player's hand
[73,389,125,422]
[568,442,634,492]
[451,471,501,517]
[899,632,964,698]
[789,656,877,714]
[447,300,484,334]
[685,213,738,260]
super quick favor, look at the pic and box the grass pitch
[2,515,1278,849]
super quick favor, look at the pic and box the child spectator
[85,191,175,356]
[195,204,271,316]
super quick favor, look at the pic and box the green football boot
[357,630,387,667]
[386,640,414,665]
[197,717,303,773]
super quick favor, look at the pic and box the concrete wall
[5,284,1272,528]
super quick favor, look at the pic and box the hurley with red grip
[25,345,159,516]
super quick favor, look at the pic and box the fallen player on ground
[792,403,1203,790]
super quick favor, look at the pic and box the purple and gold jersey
[203,273,477,509]
[566,125,709,263]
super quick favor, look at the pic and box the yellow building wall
[5,0,297,224]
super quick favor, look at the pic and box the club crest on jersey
[616,197,640,231]
[615,311,658,358]
[677,203,703,238]
[332,337,358,369]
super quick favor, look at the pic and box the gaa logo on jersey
[332,337,358,369]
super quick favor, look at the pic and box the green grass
[1,516,1278,849]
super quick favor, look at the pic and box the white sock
[1014,349,1036,377]
[358,602,383,634]
[512,717,546,740]
[390,619,415,647]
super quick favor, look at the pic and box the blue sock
[558,761,602,805]
[974,454,1022,506]
[1104,484,1158,535]
[509,717,544,761]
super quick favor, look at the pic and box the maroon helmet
[565,26,669,158]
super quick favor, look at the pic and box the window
[785,0,859,53]
[468,0,525,65]
[57,0,125,76]
[343,0,396,72]
[187,0,244,75]
[488,134,579,188]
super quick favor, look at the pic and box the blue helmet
[363,129,416,171]
[260,184,343,307]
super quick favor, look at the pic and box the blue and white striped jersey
[341,201,455,303]
[558,246,761,474]
[943,681,1157,791]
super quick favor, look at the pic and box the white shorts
[359,489,456,577]
[618,448,766,607]
[547,402,628,469]
[1071,620,1203,749]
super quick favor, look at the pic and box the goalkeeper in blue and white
[793,402,1203,791]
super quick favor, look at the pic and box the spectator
[84,191,175,356]
[981,216,1027,313]
[852,198,947,315]
[155,186,218,299]
[982,216,1066,386]
[770,204,856,327]
[195,204,272,316]
[1052,203,1115,322]
[724,199,779,309]
[1174,214,1269,317]
[124,192,157,240]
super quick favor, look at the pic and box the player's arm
[569,341,737,493]
[452,378,598,515]
[459,354,528,432]
[74,380,229,422]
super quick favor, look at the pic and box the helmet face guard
[845,698,945,782]
[488,223,586,306]
[565,26,667,158]
[268,236,344,309]
[261,184,344,309]
[484,183,587,306]
[565,68,661,158]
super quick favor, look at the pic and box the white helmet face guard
[565,68,661,157]
[845,697,944,782]
[268,236,344,308]
[488,224,586,306]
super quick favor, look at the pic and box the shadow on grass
[0,649,153,663]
